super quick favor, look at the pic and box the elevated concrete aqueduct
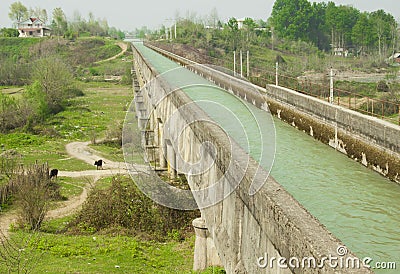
[128,42,400,273]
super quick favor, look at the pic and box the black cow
[94,159,103,170]
[49,169,58,179]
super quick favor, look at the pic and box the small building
[333,47,349,57]
[237,18,246,30]
[17,18,51,38]
[388,53,400,63]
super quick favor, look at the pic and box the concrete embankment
[133,42,372,273]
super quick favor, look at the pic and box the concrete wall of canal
[133,43,372,274]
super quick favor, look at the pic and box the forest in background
[139,0,399,61]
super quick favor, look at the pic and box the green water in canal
[135,43,399,271]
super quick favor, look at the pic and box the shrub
[0,28,19,37]
[377,80,389,92]
[0,92,22,132]
[68,176,199,241]
[12,162,62,230]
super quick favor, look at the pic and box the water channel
[134,42,399,272]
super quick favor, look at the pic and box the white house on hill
[17,18,51,38]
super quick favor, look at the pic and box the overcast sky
[1,0,399,31]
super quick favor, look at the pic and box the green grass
[0,37,41,59]
[0,83,133,170]
[48,83,132,141]
[56,37,123,67]
[94,175,129,190]
[89,142,145,165]
[89,143,125,162]
[57,177,86,198]
[0,134,93,172]
[0,82,134,182]
[1,231,196,274]
[40,216,74,234]
[90,54,133,76]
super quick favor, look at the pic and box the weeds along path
[0,140,147,241]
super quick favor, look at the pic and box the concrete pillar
[160,139,167,169]
[193,218,222,271]
[157,120,167,169]
[166,141,177,178]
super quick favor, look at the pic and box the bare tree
[13,163,60,231]
[29,7,48,24]
[52,7,67,36]
[208,7,219,28]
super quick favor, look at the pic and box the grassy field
[0,83,133,173]
[1,229,196,273]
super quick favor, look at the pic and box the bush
[24,81,50,122]
[68,176,199,241]
[0,92,22,132]
[12,162,62,230]
[121,67,133,85]
[377,80,389,92]
[0,28,18,37]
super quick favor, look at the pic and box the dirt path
[95,42,128,64]
[65,141,128,171]
[0,210,17,240]
[0,140,146,241]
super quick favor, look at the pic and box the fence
[146,41,400,125]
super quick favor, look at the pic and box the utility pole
[233,51,236,75]
[247,50,250,78]
[271,26,274,51]
[164,18,175,40]
[240,50,243,78]
[275,61,279,86]
[330,67,334,104]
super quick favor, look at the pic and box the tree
[227,17,239,50]
[370,10,396,59]
[389,21,398,59]
[243,17,257,42]
[309,2,329,50]
[31,57,75,113]
[325,3,359,54]
[0,92,20,132]
[52,7,68,36]
[29,7,48,23]
[208,7,219,29]
[23,81,49,121]
[8,1,28,23]
[270,0,313,41]
[352,12,373,55]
